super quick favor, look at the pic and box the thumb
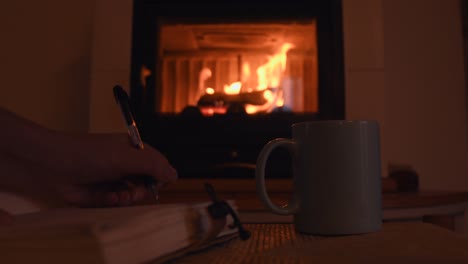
[0,208,13,225]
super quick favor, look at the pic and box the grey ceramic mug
[256,120,382,235]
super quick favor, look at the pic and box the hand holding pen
[113,85,176,204]
[0,104,177,209]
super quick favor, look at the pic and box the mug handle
[256,138,299,215]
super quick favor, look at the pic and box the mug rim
[292,120,378,128]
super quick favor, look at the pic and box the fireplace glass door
[155,20,318,117]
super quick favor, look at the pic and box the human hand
[43,133,178,208]
[1,108,177,208]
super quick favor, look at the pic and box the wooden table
[174,222,468,263]
[158,179,468,232]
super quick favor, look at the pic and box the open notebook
[0,200,244,264]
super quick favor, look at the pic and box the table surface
[158,179,468,210]
[157,179,468,232]
[174,222,468,263]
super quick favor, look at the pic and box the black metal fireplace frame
[129,0,345,179]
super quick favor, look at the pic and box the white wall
[89,0,133,133]
[343,0,468,190]
[382,0,468,190]
[342,0,388,177]
[0,0,95,132]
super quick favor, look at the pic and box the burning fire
[199,43,295,115]
[224,81,242,95]
[205,87,215,94]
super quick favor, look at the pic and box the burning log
[197,88,274,107]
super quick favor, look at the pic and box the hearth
[130,0,345,178]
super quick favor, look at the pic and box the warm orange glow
[200,106,227,116]
[198,42,295,115]
[241,62,251,83]
[199,68,212,98]
[263,90,273,101]
[224,81,242,95]
[140,65,152,88]
[276,97,284,107]
[256,43,294,90]
[205,87,215,94]
[245,105,256,114]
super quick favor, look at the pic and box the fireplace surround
[130,0,345,178]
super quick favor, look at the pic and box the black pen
[113,85,159,204]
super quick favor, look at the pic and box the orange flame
[256,43,294,90]
[199,42,295,115]
[224,81,242,95]
[205,87,215,94]
[245,43,294,113]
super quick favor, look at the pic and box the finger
[139,146,178,182]
[88,191,120,207]
[0,208,13,225]
[103,192,120,207]
[61,185,120,208]
[94,181,128,207]
[147,163,177,187]
[117,191,132,206]
[156,180,169,190]
[123,178,149,203]
[163,165,178,182]
[128,184,148,202]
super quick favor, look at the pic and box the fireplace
[130,0,345,179]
